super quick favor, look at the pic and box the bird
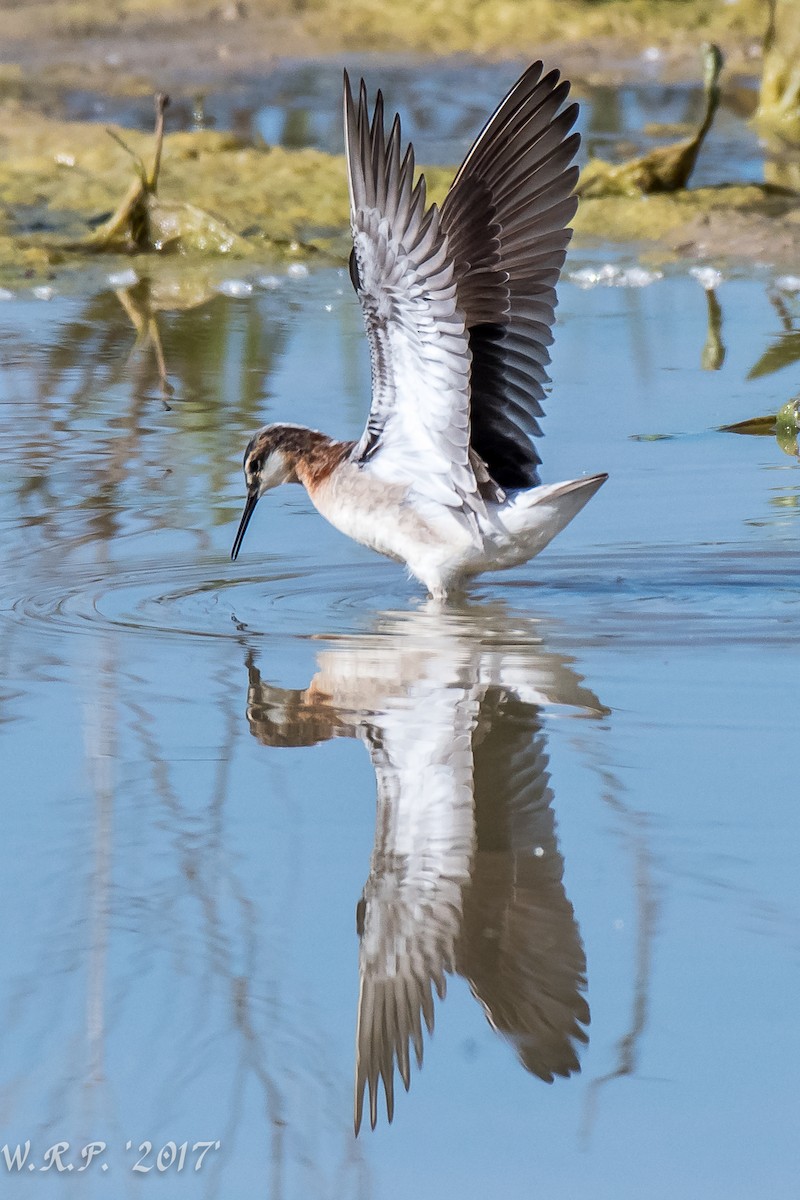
[231,64,607,600]
[243,603,601,1131]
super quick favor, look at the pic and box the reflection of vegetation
[0,638,366,1196]
[769,487,800,511]
[578,44,724,197]
[747,287,800,381]
[748,337,800,380]
[114,272,218,403]
[116,284,172,403]
[7,277,288,554]
[701,286,725,370]
[718,286,800,457]
[581,766,658,1145]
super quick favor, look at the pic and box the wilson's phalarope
[244,605,600,1130]
[232,64,607,599]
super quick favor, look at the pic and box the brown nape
[250,426,355,486]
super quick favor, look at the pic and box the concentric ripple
[1,554,409,644]
[1,542,798,649]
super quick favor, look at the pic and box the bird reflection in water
[242,605,607,1132]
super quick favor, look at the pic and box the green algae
[756,0,800,141]
[574,183,799,242]
[0,99,353,279]
[0,82,797,284]
[301,0,756,56]
[578,44,724,198]
[69,94,256,256]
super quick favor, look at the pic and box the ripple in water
[1,544,797,648]
[1,555,409,644]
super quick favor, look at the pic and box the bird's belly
[308,467,472,580]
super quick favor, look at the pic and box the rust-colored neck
[290,431,355,489]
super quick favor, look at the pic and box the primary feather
[343,64,580,497]
[344,74,480,524]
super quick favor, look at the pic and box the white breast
[308,461,476,591]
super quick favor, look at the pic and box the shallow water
[1,233,799,1195]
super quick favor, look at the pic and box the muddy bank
[1,0,798,287]
[578,185,800,263]
[0,102,356,279]
[0,96,797,286]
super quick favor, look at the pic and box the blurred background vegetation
[1,1,797,133]
[0,0,780,51]
[0,0,797,279]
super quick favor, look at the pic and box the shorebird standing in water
[231,64,607,599]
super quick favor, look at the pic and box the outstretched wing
[343,73,483,520]
[441,62,581,489]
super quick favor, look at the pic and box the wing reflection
[244,606,606,1132]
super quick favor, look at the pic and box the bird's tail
[495,472,608,558]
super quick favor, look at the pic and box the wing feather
[343,63,580,504]
[343,72,483,520]
[440,63,581,489]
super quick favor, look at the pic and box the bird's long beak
[231,489,259,561]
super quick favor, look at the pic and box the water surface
[0,216,799,1195]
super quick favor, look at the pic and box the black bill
[231,490,259,561]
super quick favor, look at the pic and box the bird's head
[230,423,304,561]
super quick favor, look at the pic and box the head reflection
[243,605,607,1133]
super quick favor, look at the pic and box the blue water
[58,58,769,187]
[0,248,798,1196]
